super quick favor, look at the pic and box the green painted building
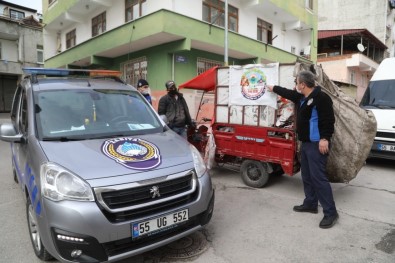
[43,0,316,109]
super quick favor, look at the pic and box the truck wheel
[240,160,269,188]
[26,199,53,261]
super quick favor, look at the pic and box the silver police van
[0,68,214,263]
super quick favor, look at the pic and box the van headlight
[40,163,94,202]
[189,144,207,177]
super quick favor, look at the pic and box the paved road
[1,114,394,263]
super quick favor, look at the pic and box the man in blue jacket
[267,70,338,229]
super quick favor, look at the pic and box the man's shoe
[293,205,318,214]
[319,213,339,229]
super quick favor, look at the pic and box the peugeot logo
[150,186,160,198]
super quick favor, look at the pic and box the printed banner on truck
[228,63,279,109]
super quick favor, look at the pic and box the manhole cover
[146,231,208,261]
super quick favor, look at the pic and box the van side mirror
[0,123,23,143]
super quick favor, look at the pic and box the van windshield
[34,89,163,140]
[360,80,395,109]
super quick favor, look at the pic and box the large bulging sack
[294,63,377,183]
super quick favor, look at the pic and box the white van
[360,57,395,159]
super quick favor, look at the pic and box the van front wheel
[26,198,53,261]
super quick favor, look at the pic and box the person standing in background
[136,79,152,104]
[158,80,193,139]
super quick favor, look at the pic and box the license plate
[378,144,395,152]
[132,209,189,239]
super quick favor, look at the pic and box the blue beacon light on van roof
[23,68,72,76]
[22,68,122,77]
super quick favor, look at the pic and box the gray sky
[7,0,42,13]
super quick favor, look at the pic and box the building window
[0,42,2,60]
[197,57,222,75]
[202,0,238,32]
[257,18,272,44]
[37,45,44,64]
[10,9,25,20]
[125,0,146,22]
[92,12,106,37]
[305,0,313,10]
[66,29,76,49]
[122,56,147,86]
[350,70,355,84]
[291,46,296,54]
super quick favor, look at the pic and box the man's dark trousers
[300,142,337,217]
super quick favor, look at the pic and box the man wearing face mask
[267,70,338,229]
[136,79,152,104]
[158,80,193,139]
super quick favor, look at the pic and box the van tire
[26,198,53,261]
[240,160,269,188]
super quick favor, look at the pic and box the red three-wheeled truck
[180,64,301,188]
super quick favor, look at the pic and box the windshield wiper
[42,137,87,142]
[88,134,132,139]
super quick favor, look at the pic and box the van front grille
[101,174,193,210]
[376,131,395,139]
[96,172,198,222]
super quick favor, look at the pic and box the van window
[360,80,395,108]
[11,84,22,125]
[19,90,28,134]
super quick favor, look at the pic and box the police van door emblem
[101,137,161,170]
[150,186,160,198]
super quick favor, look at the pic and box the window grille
[197,57,222,75]
[122,56,147,86]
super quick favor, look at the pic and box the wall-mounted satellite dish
[357,43,366,52]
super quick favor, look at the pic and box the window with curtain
[202,0,238,32]
[10,9,25,20]
[257,18,273,44]
[66,29,76,49]
[92,12,106,37]
[125,0,147,22]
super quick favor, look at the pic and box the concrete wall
[0,19,43,71]
[319,56,373,102]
